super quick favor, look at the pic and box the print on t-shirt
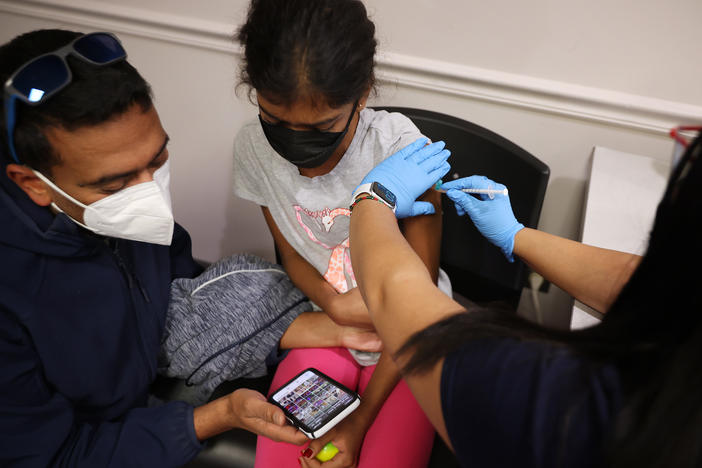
[294,205,357,293]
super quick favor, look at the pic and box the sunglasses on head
[3,32,127,164]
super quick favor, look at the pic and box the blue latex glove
[441,175,524,262]
[359,137,451,218]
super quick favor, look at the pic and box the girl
[232,0,450,466]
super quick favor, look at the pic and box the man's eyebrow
[79,135,170,188]
[258,103,342,128]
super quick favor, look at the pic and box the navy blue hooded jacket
[0,168,204,467]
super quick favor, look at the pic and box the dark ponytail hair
[400,135,702,466]
[236,0,376,108]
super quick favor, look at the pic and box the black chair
[375,107,550,308]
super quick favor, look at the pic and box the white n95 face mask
[33,160,175,246]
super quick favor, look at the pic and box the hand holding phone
[216,388,308,445]
[269,368,361,439]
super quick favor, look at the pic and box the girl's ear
[5,163,53,206]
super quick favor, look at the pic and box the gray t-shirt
[232,108,424,294]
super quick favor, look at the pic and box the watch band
[351,183,373,203]
[349,194,383,212]
[351,183,396,212]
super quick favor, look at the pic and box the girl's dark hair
[236,0,376,108]
[0,29,152,174]
[400,135,702,466]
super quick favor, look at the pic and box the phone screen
[271,369,356,431]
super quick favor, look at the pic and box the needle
[434,181,507,199]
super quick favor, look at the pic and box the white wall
[1,0,700,325]
[81,0,702,105]
[372,0,702,105]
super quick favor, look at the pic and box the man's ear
[5,164,53,206]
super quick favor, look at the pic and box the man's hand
[193,388,308,445]
[228,389,309,444]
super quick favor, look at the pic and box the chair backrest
[374,107,550,306]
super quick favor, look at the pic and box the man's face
[41,103,169,223]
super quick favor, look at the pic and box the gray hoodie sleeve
[159,254,310,404]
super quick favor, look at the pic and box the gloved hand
[359,137,451,218]
[441,175,524,262]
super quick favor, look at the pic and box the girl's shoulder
[232,119,284,171]
[363,108,419,138]
[359,109,424,161]
[233,119,267,155]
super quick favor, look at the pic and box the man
[0,29,306,467]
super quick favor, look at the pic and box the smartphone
[268,368,360,439]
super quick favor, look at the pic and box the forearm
[280,250,338,310]
[193,395,234,441]
[400,189,442,284]
[514,228,641,313]
[194,389,307,446]
[354,353,401,424]
[31,401,200,466]
[349,200,457,445]
[350,200,461,355]
[261,206,337,308]
[279,312,343,349]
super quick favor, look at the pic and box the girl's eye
[316,121,338,132]
[260,115,278,125]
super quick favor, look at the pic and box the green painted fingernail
[315,442,339,462]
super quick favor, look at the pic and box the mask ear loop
[325,98,359,147]
[31,169,89,209]
[31,169,95,230]
[314,98,359,162]
[49,201,94,232]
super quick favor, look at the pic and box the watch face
[371,182,396,207]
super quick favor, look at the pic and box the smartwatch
[351,182,397,213]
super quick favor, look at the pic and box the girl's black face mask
[259,101,358,169]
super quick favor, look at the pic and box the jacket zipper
[111,240,151,303]
[107,239,155,381]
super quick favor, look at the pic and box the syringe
[434,181,507,199]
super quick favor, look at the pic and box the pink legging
[255,347,435,468]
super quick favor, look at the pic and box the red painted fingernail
[302,448,313,458]
[298,458,302,466]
